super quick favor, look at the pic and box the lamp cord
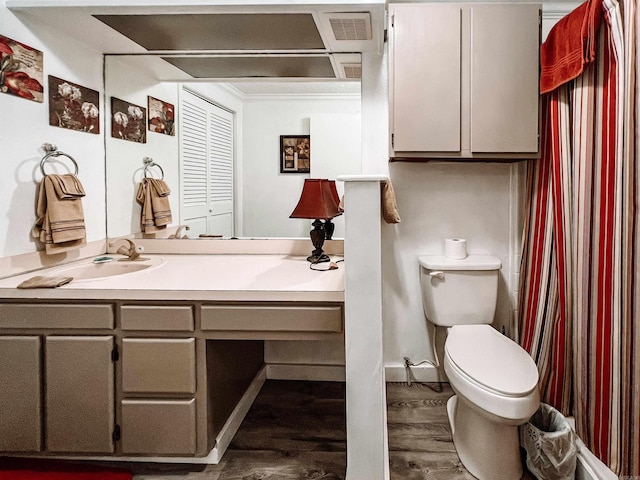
[309,258,344,271]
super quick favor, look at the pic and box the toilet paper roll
[445,238,467,259]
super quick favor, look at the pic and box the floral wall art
[48,76,100,134]
[111,97,146,143]
[148,96,175,136]
[0,35,43,102]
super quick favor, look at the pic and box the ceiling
[7,1,385,80]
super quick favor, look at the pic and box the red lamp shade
[290,179,342,220]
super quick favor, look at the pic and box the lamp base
[307,253,331,264]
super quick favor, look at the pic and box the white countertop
[0,254,344,303]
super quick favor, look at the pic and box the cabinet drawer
[121,399,196,455]
[122,338,196,393]
[121,305,194,331]
[201,305,343,332]
[0,304,113,329]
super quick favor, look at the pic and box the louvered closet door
[180,89,234,237]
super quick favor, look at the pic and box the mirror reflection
[104,54,362,240]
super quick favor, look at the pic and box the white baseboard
[384,363,445,383]
[266,363,345,382]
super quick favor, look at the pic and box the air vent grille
[342,63,362,79]
[328,13,372,41]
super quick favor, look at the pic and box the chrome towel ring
[40,143,79,176]
[143,156,165,179]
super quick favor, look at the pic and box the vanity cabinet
[119,304,198,455]
[0,304,115,454]
[0,332,115,454]
[389,3,541,159]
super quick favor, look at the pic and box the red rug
[0,458,132,480]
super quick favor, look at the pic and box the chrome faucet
[109,238,142,261]
[171,225,190,239]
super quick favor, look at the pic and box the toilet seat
[445,325,538,397]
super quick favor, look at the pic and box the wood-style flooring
[4,380,536,479]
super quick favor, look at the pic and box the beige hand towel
[17,275,73,289]
[382,179,401,224]
[136,178,172,233]
[32,175,87,255]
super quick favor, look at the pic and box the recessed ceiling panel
[93,14,326,51]
[161,56,336,79]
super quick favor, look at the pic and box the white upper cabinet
[389,3,541,160]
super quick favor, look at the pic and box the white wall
[0,0,105,258]
[241,94,360,238]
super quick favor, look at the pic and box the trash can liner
[520,403,578,480]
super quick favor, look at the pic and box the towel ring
[40,143,79,176]
[143,156,165,179]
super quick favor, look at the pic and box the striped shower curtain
[518,0,639,475]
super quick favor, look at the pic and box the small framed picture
[280,135,310,173]
[148,96,175,136]
[48,76,100,134]
[111,97,146,143]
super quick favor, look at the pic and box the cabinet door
[391,4,462,152]
[45,336,115,453]
[470,4,540,153]
[121,399,196,455]
[0,336,41,452]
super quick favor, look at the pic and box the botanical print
[48,76,100,134]
[0,35,44,102]
[280,135,311,173]
[111,97,146,143]
[148,96,175,136]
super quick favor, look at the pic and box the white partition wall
[339,175,389,480]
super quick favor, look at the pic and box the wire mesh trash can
[520,403,578,480]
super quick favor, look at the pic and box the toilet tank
[418,255,501,327]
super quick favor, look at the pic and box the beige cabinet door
[390,4,462,153]
[121,399,196,455]
[470,4,540,153]
[0,336,42,452]
[45,336,115,453]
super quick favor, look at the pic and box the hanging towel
[540,0,603,94]
[136,177,172,234]
[32,174,87,255]
[382,179,401,224]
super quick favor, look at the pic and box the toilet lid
[445,325,539,397]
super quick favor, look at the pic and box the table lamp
[290,179,342,263]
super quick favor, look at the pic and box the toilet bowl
[444,325,540,480]
[418,255,540,480]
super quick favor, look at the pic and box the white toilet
[419,254,540,480]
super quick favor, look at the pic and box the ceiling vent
[341,63,362,79]
[327,13,372,41]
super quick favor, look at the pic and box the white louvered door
[180,89,234,237]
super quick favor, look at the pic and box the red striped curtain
[518,0,639,475]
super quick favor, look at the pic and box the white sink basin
[49,256,164,282]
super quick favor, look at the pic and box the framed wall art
[48,76,100,134]
[0,35,43,103]
[148,96,175,136]
[111,97,146,143]
[280,135,310,174]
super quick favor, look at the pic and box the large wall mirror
[104,53,362,241]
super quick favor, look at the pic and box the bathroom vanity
[0,253,344,462]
